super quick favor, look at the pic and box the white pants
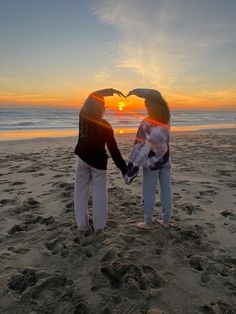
[74,157,107,231]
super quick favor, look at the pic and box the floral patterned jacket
[124,117,170,184]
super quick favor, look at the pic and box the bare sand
[0,130,235,314]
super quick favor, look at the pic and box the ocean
[0,107,235,140]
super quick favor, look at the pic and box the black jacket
[74,118,127,174]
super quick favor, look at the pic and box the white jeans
[74,157,107,231]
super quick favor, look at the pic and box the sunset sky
[0,0,236,110]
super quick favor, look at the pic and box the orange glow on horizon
[1,123,235,141]
[1,88,236,110]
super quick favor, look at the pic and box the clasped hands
[94,88,140,99]
[110,89,139,98]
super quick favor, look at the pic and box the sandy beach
[0,130,235,314]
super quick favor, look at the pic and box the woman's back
[75,117,112,169]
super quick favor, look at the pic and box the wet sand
[0,130,235,314]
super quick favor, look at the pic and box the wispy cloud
[0,92,62,103]
[0,92,14,95]
[91,0,236,92]
[93,69,111,82]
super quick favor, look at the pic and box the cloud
[0,92,14,95]
[93,69,111,82]
[0,92,62,103]
[90,0,236,91]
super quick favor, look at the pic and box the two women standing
[74,88,172,232]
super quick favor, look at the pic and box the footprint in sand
[0,179,11,184]
[13,197,41,214]
[32,172,46,177]
[43,238,66,256]
[217,169,232,177]
[7,247,30,254]
[194,195,213,205]
[53,182,74,200]
[101,248,117,262]
[221,210,236,220]
[53,174,64,178]
[25,215,55,226]
[25,197,41,207]
[223,222,236,233]
[200,261,227,287]
[178,203,203,215]
[172,192,183,202]
[201,181,213,185]
[83,248,93,258]
[8,269,39,293]
[21,274,79,313]
[223,281,236,295]
[100,261,143,290]
[226,181,236,188]
[3,188,15,193]
[141,265,166,288]
[100,260,166,295]
[199,189,217,196]
[175,179,191,185]
[10,181,25,186]
[54,182,74,191]
[8,224,29,234]
[199,301,234,314]
[0,199,17,206]
[18,165,42,173]
[107,219,118,228]
[65,201,74,212]
[175,225,205,246]
[155,247,163,256]
[188,255,209,272]
[205,223,216,234]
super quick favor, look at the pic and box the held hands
[93,88,126,98]
[93,88,150,98]
[112,89,126,97]
[126,88,150,98]
[113,89,146,98]
[112,89,149,98]
[112,88,149,98]
[122,162,139,185]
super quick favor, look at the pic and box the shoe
[156,219,170,229]
[136,222,153,230]
[79,229,91,236]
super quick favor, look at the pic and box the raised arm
[126,88,166,104]
[93,88,126,98]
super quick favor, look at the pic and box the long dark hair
[79,93,105,138]
[79,93,105,121]
[145,96,170,124]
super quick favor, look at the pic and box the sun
[118,101,125,111]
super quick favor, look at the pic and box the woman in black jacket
[74,89,127,232]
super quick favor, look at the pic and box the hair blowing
[145,98,170,124]
[79,94,105,121]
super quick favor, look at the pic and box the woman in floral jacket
[124,89,172,230]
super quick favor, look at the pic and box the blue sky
[0,0,236,109]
